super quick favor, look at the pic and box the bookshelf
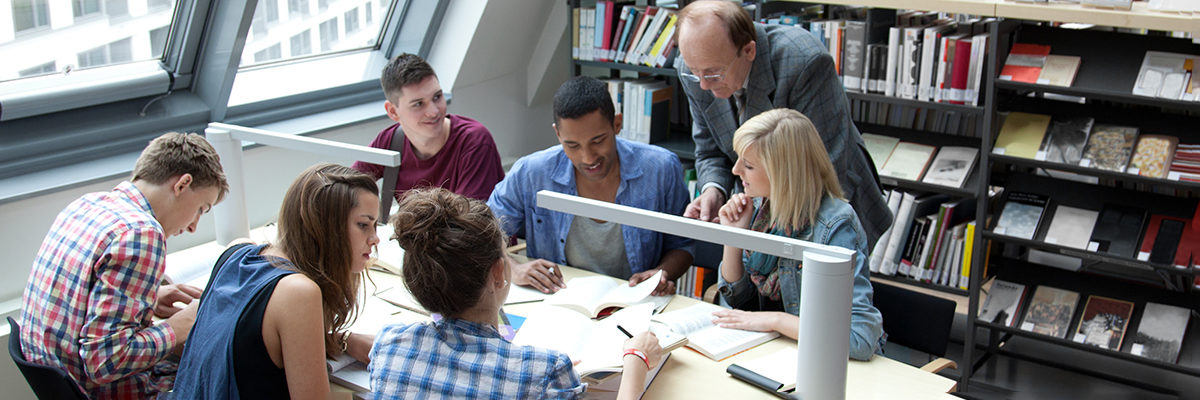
[769,0,1200,393]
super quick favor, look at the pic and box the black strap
[379,126,406,222]
[198,243,254,305]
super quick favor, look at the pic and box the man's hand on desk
[155,283,203,319]
[512,258,566,294]
[628,269,675,296]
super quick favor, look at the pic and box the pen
[616,324,634,338]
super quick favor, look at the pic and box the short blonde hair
[733,109,843,231]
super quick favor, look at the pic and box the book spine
[885,27,900,97]
[968,34,988,106]
[870,190,903,273]
[961,221,975,289]
[949,38,972,105]
[882,192,917,275]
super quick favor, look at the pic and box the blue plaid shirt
[487,137,693,277]
[369,319,584,399]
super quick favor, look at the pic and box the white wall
[0,0,569,396]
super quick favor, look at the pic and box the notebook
[651,302,779,361]
[512,303,687,375]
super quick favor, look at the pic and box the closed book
[861,133,900,171]
[885,27,901,97]
[1139,215,1188,264]
[1088,203,1147,259]
[867,44,888,93]
[980,279,1027,327]
[870,189,905,273]
[993,191,1049,240]
[842,21,867,91]
[1081,124,1139,172]
[1021,286,1080,339]
[900,26,924,99]
[960,221,976,289]
[1039,116,1094,165]
[1130,302,1191,363]
[999,43,1052,83]
[994,112,1052,159]
[1072,295,1134,351]
[934,34,966,103]
[967,33,988,106]
[1129,135,1178,179]
[948,37,973,104]
[1037,55,1082,87]
[918,24,954,101]
[1042,205,1100,249]
[572,8,581,59]
[921,146,978,188]
[879,142,937,181]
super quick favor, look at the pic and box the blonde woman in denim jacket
[714,108,886,361]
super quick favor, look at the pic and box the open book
[512,303,686,375]
[651,302,779,361]
[327,354,369,392]
[544,270,672,318]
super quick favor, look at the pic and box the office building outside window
[12,0,51,33]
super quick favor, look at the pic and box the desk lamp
[537,190,854,400]
[204,122,401,246]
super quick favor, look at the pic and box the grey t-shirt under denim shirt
[564,215,631,279]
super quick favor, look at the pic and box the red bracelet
[623,348,650,369]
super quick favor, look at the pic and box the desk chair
[7,317,89,400]
[871,283,958,379]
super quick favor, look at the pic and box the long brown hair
[390,188,505,318]
[274,163,379,352]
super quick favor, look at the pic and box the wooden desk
[361,257,957,399]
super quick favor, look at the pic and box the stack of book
[980,279,1193,364]
[1169,144,1200,182]
[997,43,1082,87]
[863,133,979,189]
[764,9,995,107]
[573,4,679,69]
[600,78,673,144]
[869,189,979,291]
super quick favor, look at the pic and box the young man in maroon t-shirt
[353,53,504,202]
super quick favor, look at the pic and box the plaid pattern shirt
[20,181,177,400]
[369,319,585,399]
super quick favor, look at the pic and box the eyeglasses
[680,56,739,83]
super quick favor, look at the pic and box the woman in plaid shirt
[370,188,663,399]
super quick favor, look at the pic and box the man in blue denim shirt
[487,76,693,294]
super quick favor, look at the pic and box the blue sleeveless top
[176,244,296,399]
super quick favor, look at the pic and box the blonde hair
[733,109,843,231]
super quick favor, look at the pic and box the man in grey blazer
[676,0,891,246]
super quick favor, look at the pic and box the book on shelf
[1036,55,1082,87]
[1088,203,1148,259]
[514,302,687,375]
[947,37,973,105]
[879,142,936,181]
[1129,135,1178,179]
[1043,205,1100,250]
[866,43,888,94]
[1138,215,1187,264]
[1130,302,1191,363]
[544,270,672,318]
[842,20,867,91]
[1073,295,1134,351]
[921,146,978,188]
[884,193,950,277]
[933,33,963,103]
[993,191,1050,240]
[918,23,955,101]
[1039,116,1094,165]
[921,197,976,283]
[884,26,900,97]
[861,133,900,172]
[1132,51,1200,101]
[994,112,1052,159]
[870,189,905,273]
[980,279,1027,327]
[999,43,1052,84]
[651,302,779,361]
[901,217,932,278]
[959,221,977,290]
[1081,124,1139,172]
[1171,143,1200,181]
[1021,285,1081,339]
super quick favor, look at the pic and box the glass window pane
[1,0,178,81]
[18,61,56,77]
[239,0,390,68]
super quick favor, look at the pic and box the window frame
[0,0,448,183]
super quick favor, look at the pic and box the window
[0,0,447,181]
[149,25,169,58]
[254,43,282,63]
[77,37,132,68]
[12,0,51,33]
[105,0,129,18]
[289,30,311,57]
[344,8,359,34]
[318,18,338,52]
[288,0,309,19]
[18,61,56,77]
[73,0,101,18]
